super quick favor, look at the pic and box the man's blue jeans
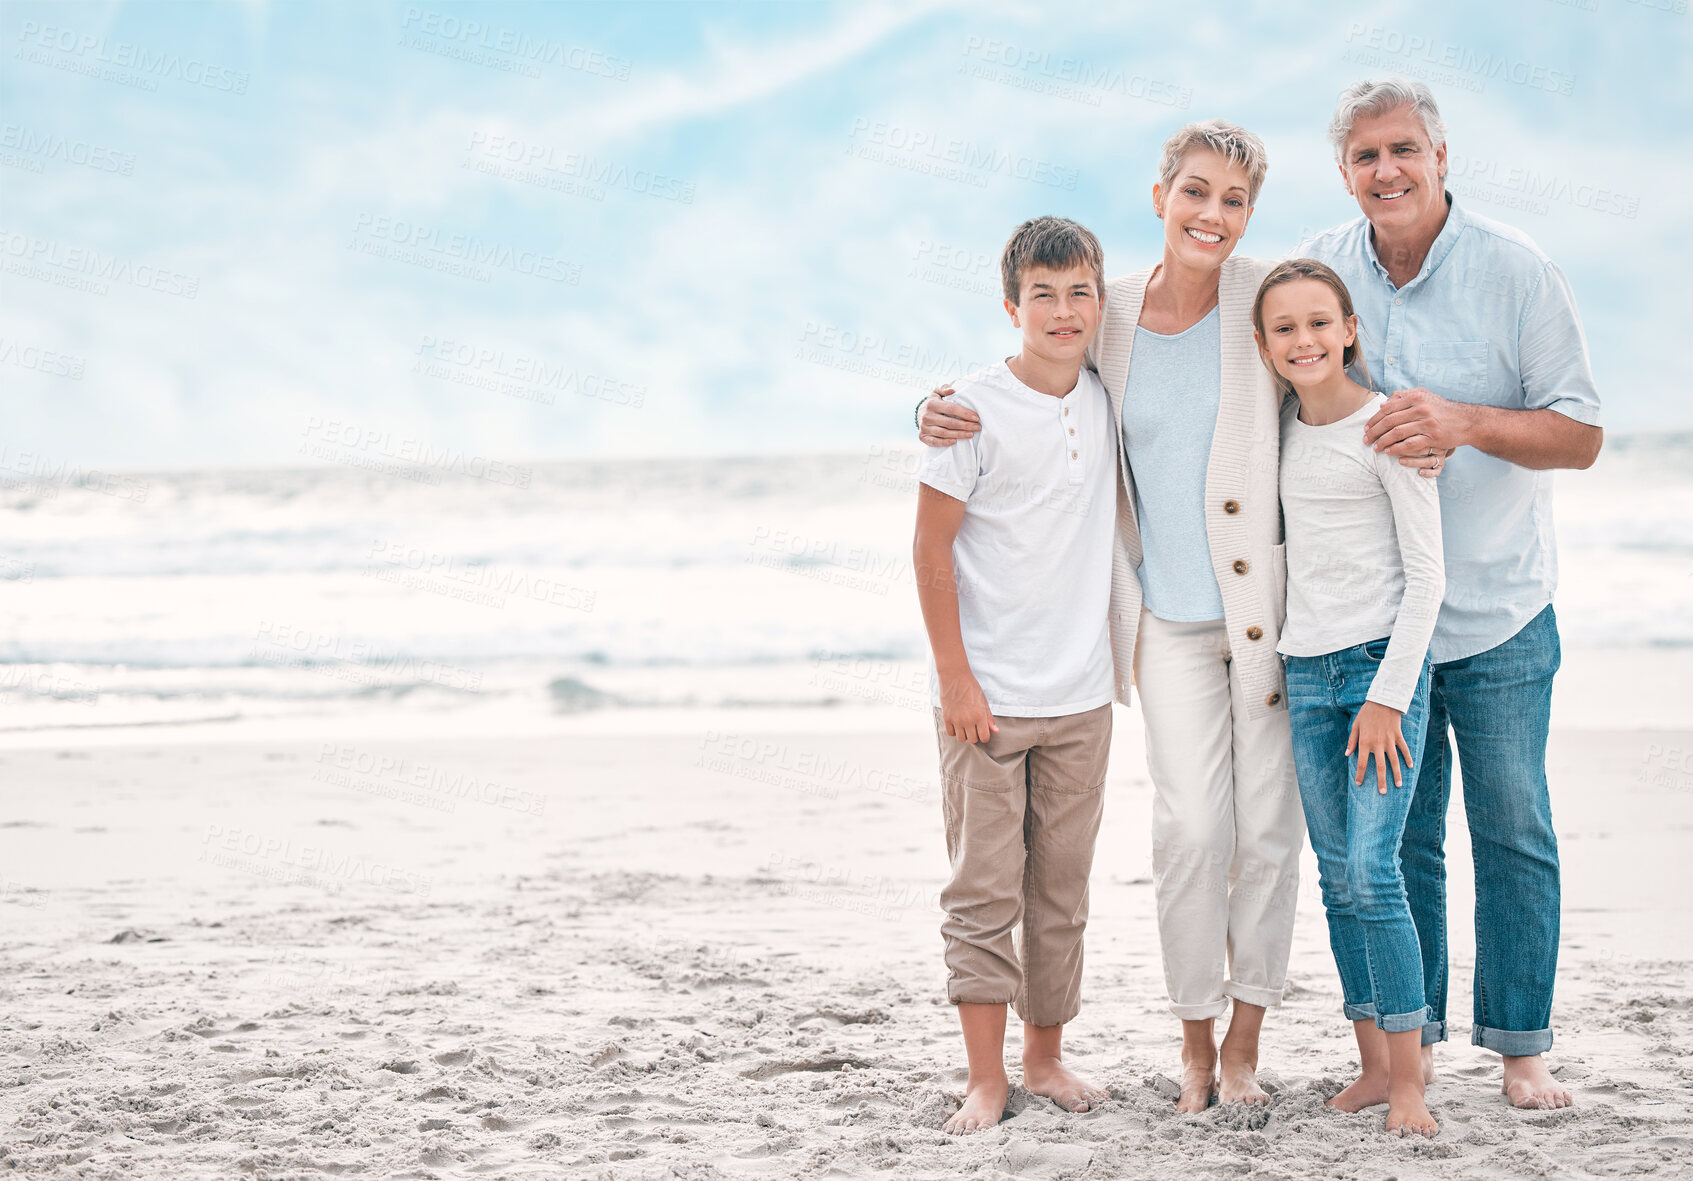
[1286,639,1433,1033]
[1402,603,1561,1056]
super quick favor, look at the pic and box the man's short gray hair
[1328,77,1448,165]
[1157,118,1269,206]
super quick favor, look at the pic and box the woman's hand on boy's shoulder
[919,385,981,448]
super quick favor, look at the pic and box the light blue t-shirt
[1296,194,1603,663]
[1119,305,1225,622]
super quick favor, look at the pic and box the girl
[1252,259,1445,1137]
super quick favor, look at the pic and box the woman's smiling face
[1155,147,1254,270]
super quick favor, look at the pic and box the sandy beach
[3,701,1690,1180]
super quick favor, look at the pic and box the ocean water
[0,435,1687,738]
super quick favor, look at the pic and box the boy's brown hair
[1251,257,1373,397]
[1000,216,1105,306]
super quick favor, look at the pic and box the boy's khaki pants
[933,702,1111,1028]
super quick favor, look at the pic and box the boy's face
[1004,263,1100,366]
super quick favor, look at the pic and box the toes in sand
[1502,1055,1573,1110]
[1023,1055,1107,1113]
[1385,1084,1438,1137]
[942,1073,1010,1135]
[1326,1072,1391,1113]
[1217,1053,1270,1105]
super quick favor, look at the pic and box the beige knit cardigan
[1092,254,1290,720]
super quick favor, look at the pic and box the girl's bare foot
[1501,1054,1573,1110]
[1023,1054,1108,1113]
[943,1072,1009,1135]
[1385,1081,1438,1136]
[1328,1018,1392,1112]
[1326,1070,1390,1112]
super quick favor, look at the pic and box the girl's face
[1154,147,1254,271]
[1255,278,1357,391]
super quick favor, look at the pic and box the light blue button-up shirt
[1295,195,1602,663]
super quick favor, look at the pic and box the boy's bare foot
[1023,1054,1108,1113]
[1326,1070,1390,1112]
[1501,1054,1572,1110]
[1385,1081,1438,1136]
[1422,1043,1436,1084]
[943,1071,1009,1135]
[1217,1051,1271,1105]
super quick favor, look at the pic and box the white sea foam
[0,437,1685,735]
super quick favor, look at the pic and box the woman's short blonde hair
[1157,118,1269,206]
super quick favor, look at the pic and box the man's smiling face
[1339,103,1448,235]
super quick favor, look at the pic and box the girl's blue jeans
[1285,638,1434,1033]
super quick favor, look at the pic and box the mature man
[1296,78,1600,1110]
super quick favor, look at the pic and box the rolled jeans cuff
[1472,1023,1554,1057]
[1421,1018,1448,1046]
[1376,1006,1433,1034]
[1170,997,1230,1021]
[1343,1000,1377,1023]
[1224,980,1285,1009]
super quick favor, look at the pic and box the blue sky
[2,0,1688,470]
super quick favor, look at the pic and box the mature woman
[920,121,1345,1110]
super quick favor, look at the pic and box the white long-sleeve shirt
[1275,393,1446,712]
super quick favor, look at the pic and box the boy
[914,216,1116,1135]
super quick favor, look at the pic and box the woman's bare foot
[1385,1081,1438,1136]
[1216,1001,1270,1105]
[942,1071,1009,1135]
[1218,1052,1271,1105]
[1175,1016,1218,1113]
[1501,1054,1572,1110]
[1023,1054,1108,1113]
[1177,1059,1216,1113]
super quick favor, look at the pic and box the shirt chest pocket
[1416,341,1490,403]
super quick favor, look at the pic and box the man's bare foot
[942,1072,1009,1135]
[1326,1071,1391,1113]
[1501,1054,1572,1110]
[1023,1054,1108,1113]
[1422,1043,1436,1084]
[1385,1081,1438,1136]
[1217,1051,1270,1105]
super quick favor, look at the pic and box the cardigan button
[1246,626,1263,641]
[1232,559,1249,576]
[1265,691,1281,706]
[1223,499,1240,514]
